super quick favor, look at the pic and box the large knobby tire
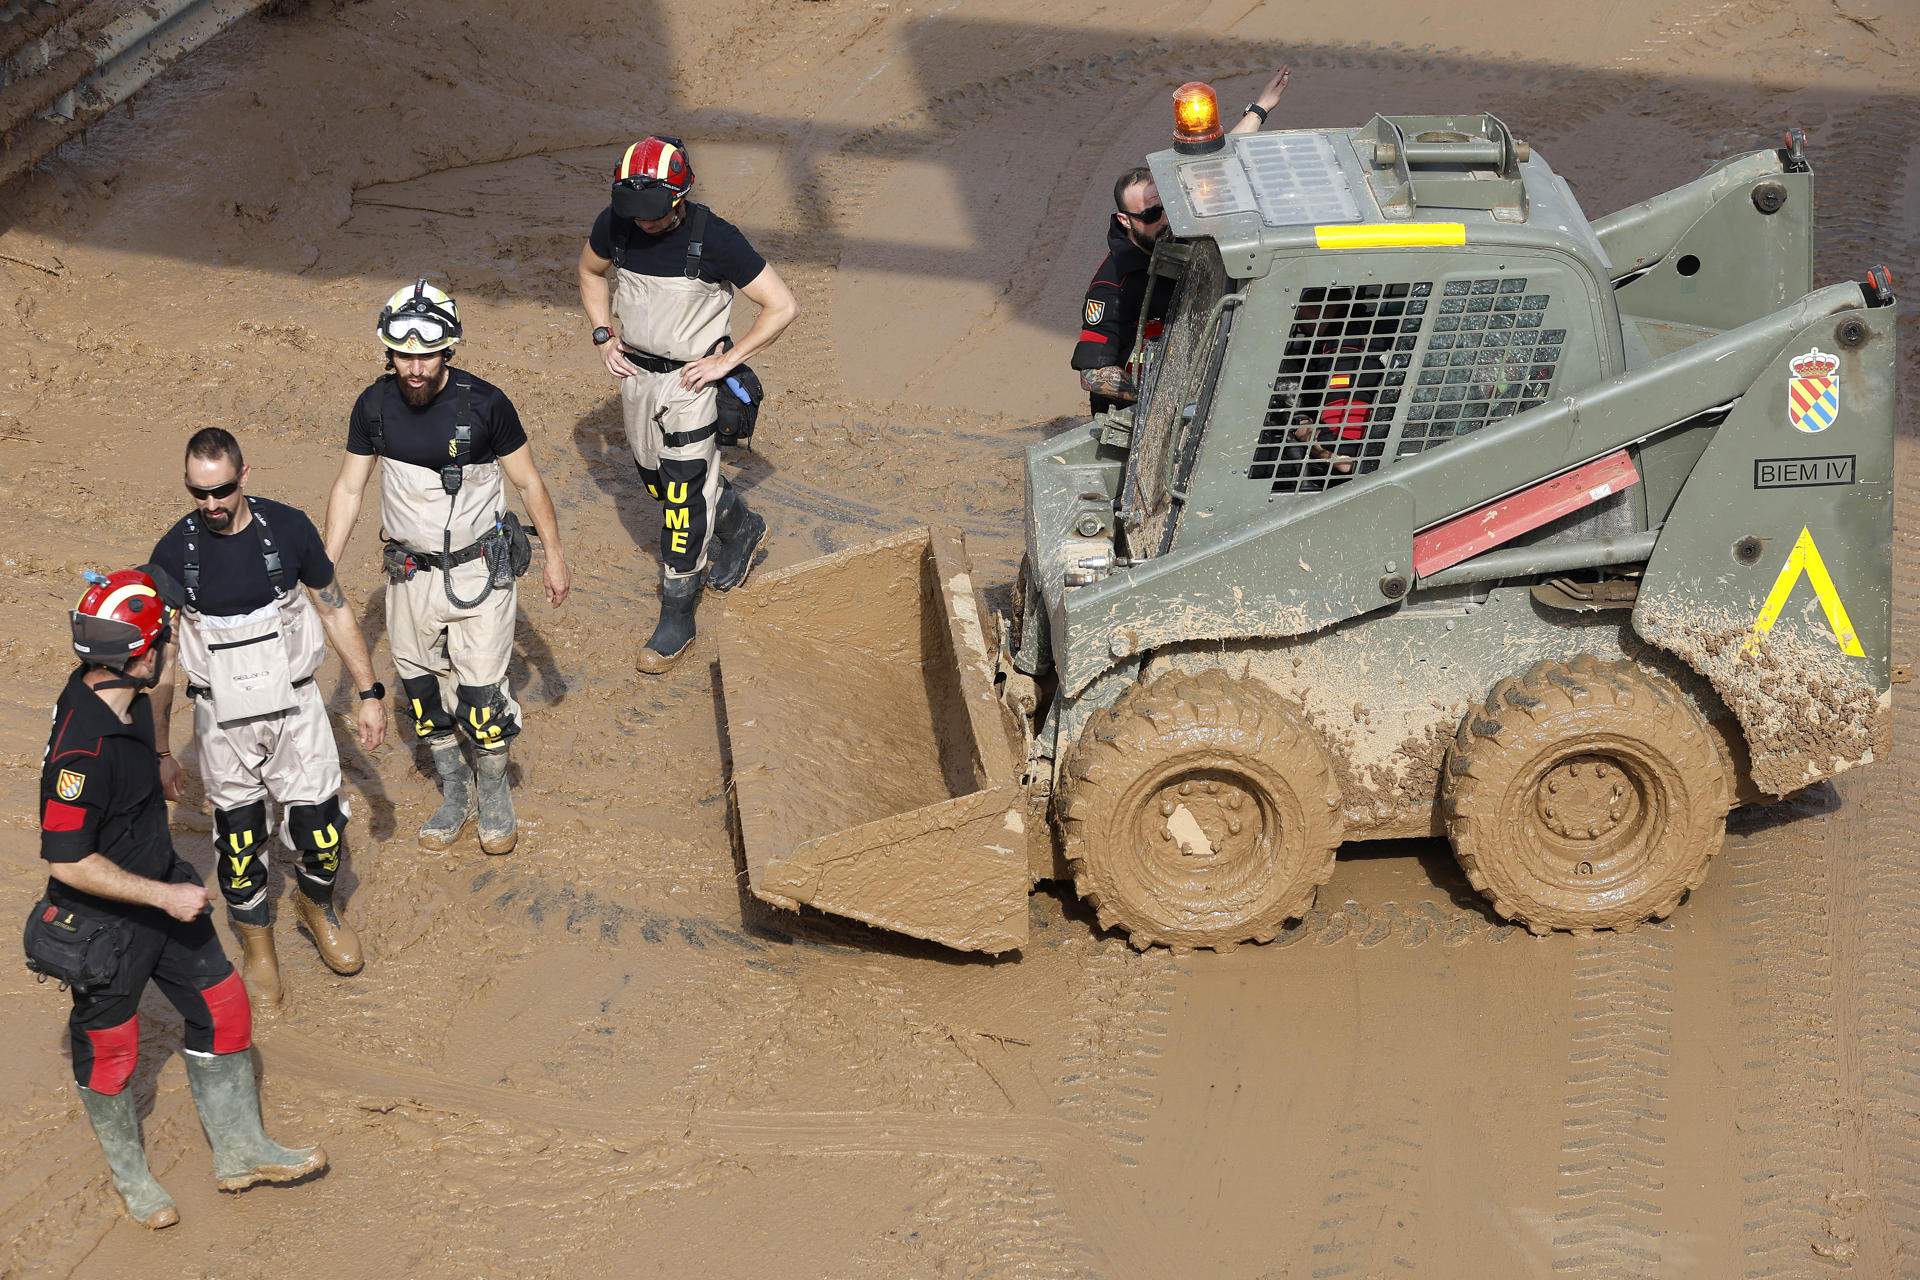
[1060,669,1344,950]
[1442,656,1732,935]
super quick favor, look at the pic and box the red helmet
[1318,397,1374,441]
[612,135,694,221]
[71,569,171,668]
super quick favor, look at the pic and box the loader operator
[148,428,386,1005]
[577,134,800,674]
[31,569,326,1232]
[325,280,572,857]
[1072,68,1292,413]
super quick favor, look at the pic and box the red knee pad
[201,971,253,1054]
[84,1016,140,1095]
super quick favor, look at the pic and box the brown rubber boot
[292,892,364,976]
[231,922,283,1008]
[635,570,700,675]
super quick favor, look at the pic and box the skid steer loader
[719,94,1898,954]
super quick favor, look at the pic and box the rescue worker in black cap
[147,427,386,1005]
[1072,68,1292,413]
[577,134,800,674]
[325,279,572,856]
[30,568,325,1231]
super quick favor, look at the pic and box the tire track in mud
[1726,808,1849,1276]
[1549,931,1674,1278]
[262,1026,1175,1280]
[1303,1100,1428,1279]
[1272,893,1519,951]
[1051,949,1178,1171]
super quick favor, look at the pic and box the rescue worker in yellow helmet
[577,134,799,674]
[324,280,571,855]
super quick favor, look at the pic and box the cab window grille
[1398,276,1561,458]
[1251,282,1428,494]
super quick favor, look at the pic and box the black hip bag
[22,896,132,993]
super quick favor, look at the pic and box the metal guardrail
[0,0,271,187]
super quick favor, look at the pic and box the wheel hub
[1147,777,1264,867]
[1535,754,1638,843]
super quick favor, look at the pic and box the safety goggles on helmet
[377,279,463,354]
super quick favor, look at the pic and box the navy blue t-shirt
[150,496,332,618]
[588,204,766,287]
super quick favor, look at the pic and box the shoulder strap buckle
[684,204,710,280]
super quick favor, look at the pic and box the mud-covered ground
[0,0,1915,1275]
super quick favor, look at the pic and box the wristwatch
[1243,102,1269,124]
[357,682,386,702]
[592,326,614,346]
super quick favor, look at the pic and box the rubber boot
[474,748,517,855]
[635,571,700,675]
[231,921,283,1009]
[291,884,364,976]
[704,485,767,593]
[78,1086,178,1229]
[184,1051,327,1192]
[417,734,475,850]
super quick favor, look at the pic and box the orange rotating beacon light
[1172,81,1225,154]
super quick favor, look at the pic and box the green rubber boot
[417,733,475,850]
[184,1051,327,1192]
[473,748,517,855]
[78,1086,178,1229]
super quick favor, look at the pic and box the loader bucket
[717,526,1030,954]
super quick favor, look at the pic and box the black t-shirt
[346,371,528,472]
[40,668,193,915]
[149,497,332,618]
[588,204,767,288]
[1071,221,1173,372]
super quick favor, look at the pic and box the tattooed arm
[308,574,386,750]
[1079,364,1137,403]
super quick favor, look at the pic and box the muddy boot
[78,1086,178,1230]
[230,918,283,1009]
[474,749,517,855]
[417,733,475,850]
[184,1051,327,1193]
[705,485,767,593]
[635,571,700,675]
[291,883,363,976]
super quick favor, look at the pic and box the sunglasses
[186,479,240,500]
[1124,204,1165,223]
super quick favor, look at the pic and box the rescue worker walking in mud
[149,429,386,1005]
[30,570,326,1231]
[325,281,571,855]
[1073,68,1292,413]
[577,134,800,674]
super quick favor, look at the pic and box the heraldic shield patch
[1788,347,1840,433]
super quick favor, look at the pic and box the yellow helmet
[376,279,462,354]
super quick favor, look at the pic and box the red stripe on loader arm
[1413,451,1641,579]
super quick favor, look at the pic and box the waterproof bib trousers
[378,447,522,751]
[612,264,731,579]
[177,585,342,918]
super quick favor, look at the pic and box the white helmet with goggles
[376,278,462,354]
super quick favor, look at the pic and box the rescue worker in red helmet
[146,428,387,1005]
[577,134,800,674]
[1072,69,1292,413]
[325,279,573,856]
[30,569,325,1231]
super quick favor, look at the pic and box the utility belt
[382,512,534,594]
[187,675,313,702]
[624,338,765,448]
[621,346,687,375]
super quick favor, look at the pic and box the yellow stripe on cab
[1314,223,1467,250]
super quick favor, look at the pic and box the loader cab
[1118,115,1627,561]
